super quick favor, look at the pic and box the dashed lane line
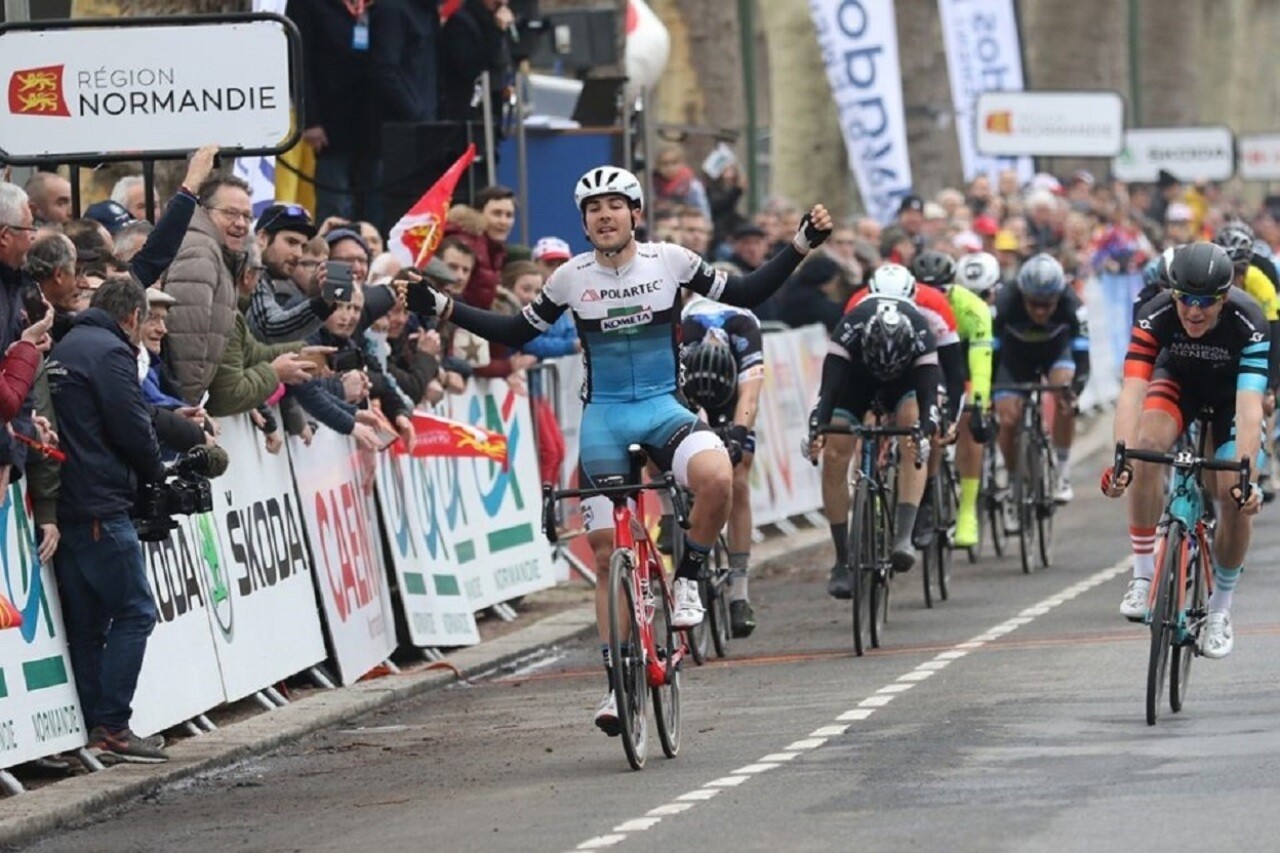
[569,557,1130,852]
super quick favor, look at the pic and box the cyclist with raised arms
[679,294,765,636]
[913,250,995,549]
[412,166,831,733]
[992,254,1090,512]
[809,289,942,595]
[1104,242,1265,658]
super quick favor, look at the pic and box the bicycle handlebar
[991,382,1074,395]
[811,422,929,469]
[1112,441,1253,506]
[541,475,690,544]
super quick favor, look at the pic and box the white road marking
[569,557,1131,850]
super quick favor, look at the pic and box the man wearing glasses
[162,175,253,403]
[0,182,44,497]
[992,253,1090,512]
[1105,242,1265,658]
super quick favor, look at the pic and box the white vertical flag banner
[936,0,1033,184]
[807,0,913,224]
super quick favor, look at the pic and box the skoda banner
[936,0,1033,184]
[0,483,86,770]
[808,0,913,223]
[1112,127,1235,183]
[0,14,300,163]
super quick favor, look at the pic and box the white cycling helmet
[956,252,1001,295]
[574,166,644,213]
[868,263,917,301]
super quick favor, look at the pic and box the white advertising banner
[936,0,1033,184]
[0,17,295,162]
[132,512,228,738]
[808,0,913,224]
[1112,126,1235,183]
[975,91,1125,157]
[443,379,557,611]
[373,444,481,649]
[751,327,826,525]
[209,415,326,702]
[290,427,396,685]
[0,483,87,769]
[1238,133,1280,181]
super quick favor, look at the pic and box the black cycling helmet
[1168,241,1233,295]
[681,341,738,411]
[861,302,917,380]
[911,250,957,288]
[1213,222,1255,264]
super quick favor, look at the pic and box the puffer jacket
[161,206,239,404]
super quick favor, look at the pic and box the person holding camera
[46,276,168,764]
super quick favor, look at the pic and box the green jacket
[205,312,301,418]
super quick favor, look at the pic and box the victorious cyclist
[413,167,831,733]
[1104,242,1264,658]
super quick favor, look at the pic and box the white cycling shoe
[1120,577,1151,622]
[1203,611,1234,659]
[671,577,705,628]
[594,691,620,737]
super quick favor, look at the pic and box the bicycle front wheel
[1015,428,1037,574]
[608,549,648,769]
[1035,437,1055,569]
[651,571,681,759]
[1171,534,1208,713]
[848,480,872,656]
[869,490,892,649]
[1146,529,1180,726]
[983,439,1007,559]
[936,459,957,601]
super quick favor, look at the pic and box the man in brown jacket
[162,175,252,403]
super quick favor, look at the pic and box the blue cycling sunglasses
[1172,290,1226,309]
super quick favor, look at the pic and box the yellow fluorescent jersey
[1242,265,1280,322]
[947,284,994,409]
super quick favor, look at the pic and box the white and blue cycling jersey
[522,242,729,403]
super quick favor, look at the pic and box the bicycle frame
[541,462,690,689]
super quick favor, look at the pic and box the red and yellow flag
[404,411,508,470]
[0,593,22,631]
[389,144,477,270]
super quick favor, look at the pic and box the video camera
[133,446,221,542]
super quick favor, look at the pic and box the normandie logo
[8,65,70,117]
[985,111,1013,134]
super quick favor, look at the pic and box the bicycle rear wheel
[651,571,681,759]
[708,538,731,659]
[1146,529,1179,726]
[869,491,892,649]
[1035,437,1055,569]
[674,533,707,666]
[608,549,648,769]
[848,481,872,656]
[1170,534,1207,713]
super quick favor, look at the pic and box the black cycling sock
[601,645,612,688]
[831,521,849,565]
[676,536,711,581]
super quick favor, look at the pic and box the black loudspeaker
[380,121,484,234]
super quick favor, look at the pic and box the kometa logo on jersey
[601,306,653,332]
[8,65,70,117]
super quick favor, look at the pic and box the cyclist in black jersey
[992,254,1090,510]
[808,296,942,592]
[1105,242,1265,658]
